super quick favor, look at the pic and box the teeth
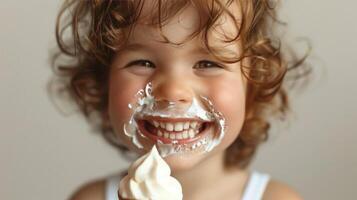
[188,129,195,138]
[190,121,198,129]
[184,122,190,130]
[153,121,160,128]
[145,119,205,140]
[164,132,169,139]
[158,130,163,137]
[157,128,202,140]
[148,120,202,132]
[166,123,174,131]
[182,130,188,139]
[176,133,183,140]
[174,122,184,131]
[160,122,166,129]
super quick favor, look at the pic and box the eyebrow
[119,42,211,55]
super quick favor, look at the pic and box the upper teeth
[151,120,200,132]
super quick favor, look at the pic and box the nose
[151,74,194,107]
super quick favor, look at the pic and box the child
[53,0,310,199]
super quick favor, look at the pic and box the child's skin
[70,1,303,200]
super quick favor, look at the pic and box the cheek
[108,72,146,132]
[208,77,246,146]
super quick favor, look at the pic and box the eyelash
[127,59,223,69]
[196,60,223,69]
[126,60,154,68]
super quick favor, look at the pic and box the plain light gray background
[1,0,356,199]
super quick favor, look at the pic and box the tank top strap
[241,171,271,200]
[105,174,121,200]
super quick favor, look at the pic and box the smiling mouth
[136,117,214,145]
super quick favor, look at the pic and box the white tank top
[105,171,270,200]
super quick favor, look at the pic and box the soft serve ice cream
[118,146,183,200]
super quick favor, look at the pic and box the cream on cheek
[108,72,148,136]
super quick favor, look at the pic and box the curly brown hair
[50,0,311,169]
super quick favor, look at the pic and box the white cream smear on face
[123,82,226,157]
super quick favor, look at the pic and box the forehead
[122,0,242,55]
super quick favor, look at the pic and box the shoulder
[69,179,106,200]
[263,179,304,200]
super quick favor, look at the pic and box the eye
[126,59,155,68]
[194,60,223,69]
[123,59,155,75]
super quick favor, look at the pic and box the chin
[163,152,208,172]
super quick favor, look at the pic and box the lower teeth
[157,129,198,139]
[142,120,209,140]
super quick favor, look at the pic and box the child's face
[108,0,246,171]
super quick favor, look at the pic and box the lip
[139,116,207,123]
[136,119,215,145]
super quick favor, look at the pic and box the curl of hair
[51,0,312,168]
